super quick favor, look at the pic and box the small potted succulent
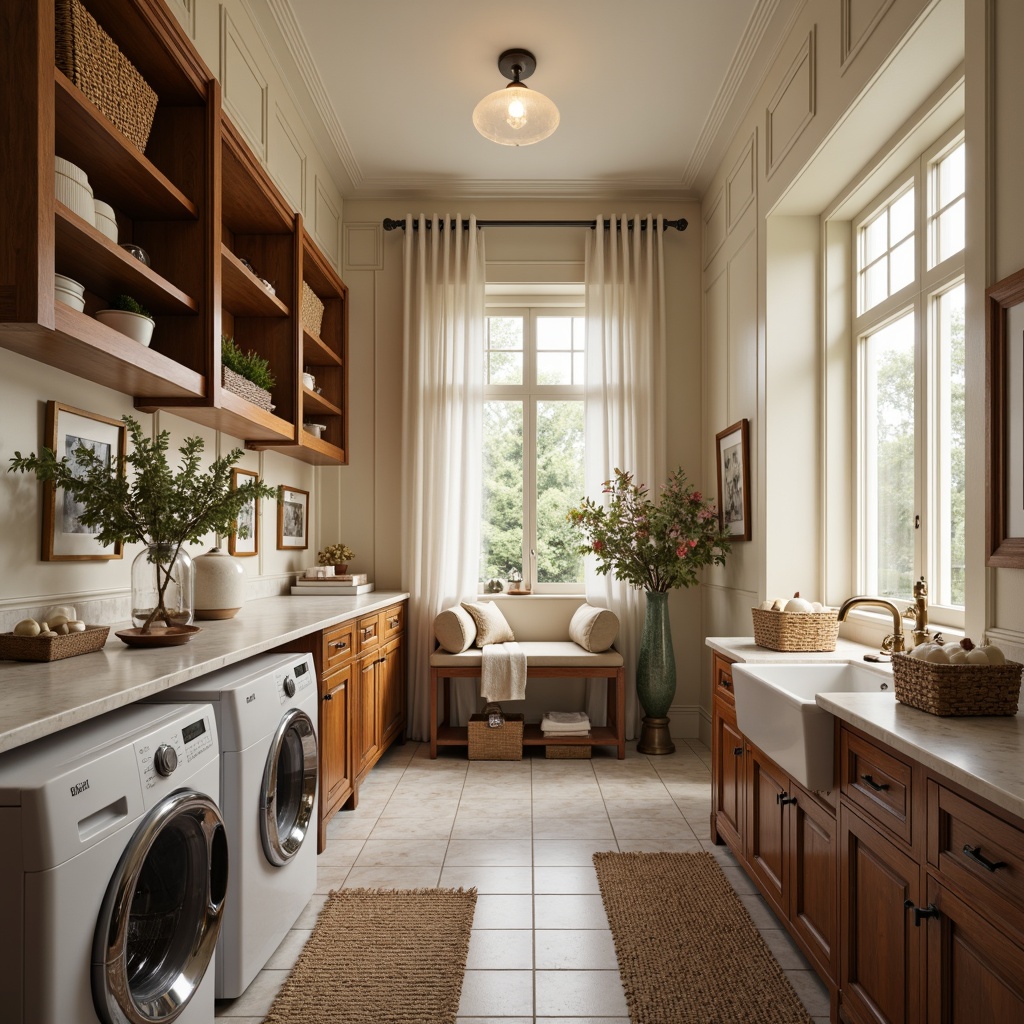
[96,294,155,346]
[221,334,276,411]
[318,543,354,574]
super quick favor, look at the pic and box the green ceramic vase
[636,590,676,754]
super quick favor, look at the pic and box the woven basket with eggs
[751,594,839,652]
[892,639,1022,716]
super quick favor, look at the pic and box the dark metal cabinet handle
[323,693,333,701]
[776,792,797,806]
[720,677,732,687]
[388,617,399,629]
[962,844,1008,872]
[904,900,939,927]
[733,746,743,756]
[860,773,889,792]
[332,641,348,651]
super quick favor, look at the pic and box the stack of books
[290,573,374,596]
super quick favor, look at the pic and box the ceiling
[257,0,790,201]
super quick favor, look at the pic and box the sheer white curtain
[401,214,487,741]
[583,215,667,740]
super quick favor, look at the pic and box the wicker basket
[55,0,158,153]
[300,281,325,338]
[222,366,273,412]
[545,744,592,759]
[468,713,523,760]
[891,653,1022,717]
[0,625,110,662]
[751,607,840,652]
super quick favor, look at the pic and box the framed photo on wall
[228,468,260,557]
[716,418,751,542]
[277,486,309,550]
[42,402,126,561]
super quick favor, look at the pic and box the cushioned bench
[429,595,626,759]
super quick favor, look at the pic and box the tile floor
[214,738,830,1023]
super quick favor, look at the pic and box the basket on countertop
[545,744,592,759]
[0,625,110,662]
[751,607,840,652]
[891,653,1022,716]
[468,712,523,760]
[300,281,325,338]
[222,366,273,412]
[55,0,158,153]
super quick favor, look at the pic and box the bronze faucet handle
[882,632,906,654]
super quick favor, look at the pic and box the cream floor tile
[533,865,601,894]
[445,839,534,866]
[457,1019,533,1024]
[450,818,534,840]
[533,818,614,840]
[342,864,442,888]
[213,968,289,1017]
[324,815,377,840]
[760,927,812,970]
[466,928,534,969]
[534,839,618,866]
[608,818,691,840]
[739,892,784,930]
[535,969,629,1017]
[353,838,449,866]
[786,968,831,1017]
[534,894,610,929]
[290,893,327,928]
[458,969,534,1017]
[315,838,365,866]
[614,836,705,853]
[368,817,456,839]
[314,862,352,893]
[535,928,618,969]
[535,1019,630,1024]
[263,928,311,970]
[473,893,535,928]
[439,864,534,893]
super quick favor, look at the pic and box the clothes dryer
[147,652,318,998]
[0,701,226,1024]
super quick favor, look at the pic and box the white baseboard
[667,704,701,738]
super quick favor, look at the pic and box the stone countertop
[0,591,409,754]
[706,635,1024,823]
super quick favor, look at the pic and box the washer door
[260,707,318,866]
[91,789,228,1024]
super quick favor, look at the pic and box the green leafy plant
[318,543,354,566]
[9,417,278,632]
[567,468,730,592]
[112,294,152,319]
[222,334,276,392]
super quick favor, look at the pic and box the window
[480,305,585,590]
[854,129,965,622]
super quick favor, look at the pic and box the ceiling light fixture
[472,48,559,146]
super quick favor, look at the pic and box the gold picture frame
[277,485,309,550]
[716,418,751,542]
[228,467,260,557]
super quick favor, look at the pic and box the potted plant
[9,417,277,636]
[318,543,354,573]
[567,468,730,754]
[95,294,155,346]
[221,334,276,411]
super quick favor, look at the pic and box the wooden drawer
[382,602,404,641]
[356,612,381,652]
[928,781,1024,943]
[713,653,735,707]
[840,728,913,845]
[323,621,355,674]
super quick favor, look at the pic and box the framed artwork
[716,418,751,542]
[986,266,1024,567]
[42,402,126,561]
[277,486,309,550]
[228,467,259,557]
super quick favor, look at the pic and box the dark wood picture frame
[42,402,126,561]
[986,266,1024,566]
[716,418,752,542]
[277,485,309,550]
[228,467,259,557]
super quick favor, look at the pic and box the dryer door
[92,789,228,1024]
[260,707,318,866]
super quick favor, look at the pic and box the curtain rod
[382,217,687,232]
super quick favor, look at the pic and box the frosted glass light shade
[473,83,559,146]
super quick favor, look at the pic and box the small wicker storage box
[891,653,1022,717]
[55,0,158,153]
[751,607,840,652]
[545,744,592,759]
[468,713,523,760]
[0,625,109,662]
[300,281,325,338]
[222,366,273,412]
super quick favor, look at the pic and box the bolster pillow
[568,603,619,653]
[434,605,477,653]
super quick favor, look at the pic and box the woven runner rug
[261,887,477,1024]
[593,851,813,1024]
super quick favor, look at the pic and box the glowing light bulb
[506,95,526,130]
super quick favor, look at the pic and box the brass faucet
[837,595,906,653]
[903,576,932,646]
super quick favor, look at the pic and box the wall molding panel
[765,27,816,180]
[727,132,757,232]
[269,102,306,216]
[220,7,269,160]
[314,177,341,266]
[840,0,897,73]
[344,223,384,272]
[704,186,727,269]
[171,0,196,37]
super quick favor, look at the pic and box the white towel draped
[480,642,527,702]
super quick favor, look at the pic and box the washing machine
[147,652,318,998]
[0,700,226,1024]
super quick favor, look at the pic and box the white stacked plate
[55,157,96,226]
[54,274,86,312]
[93,200,118,242]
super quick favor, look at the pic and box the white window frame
[483,298,585,593]
[852,121,965,627]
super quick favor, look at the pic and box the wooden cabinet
[0,0,348,465]
[354,649,381,778]
[711,689,745,850]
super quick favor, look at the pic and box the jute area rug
[261,887,477,1024]
[593,851,813,1024]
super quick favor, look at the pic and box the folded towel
[542,730,591,738]
[480,642,527,702]
[540,711,591,735]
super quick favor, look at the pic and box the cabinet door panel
[712,699,744,851]
[747,748,788,913]
[791,789,837,980]
[321,665,351,807]
[354,652,379,776]
[378,636,405,749]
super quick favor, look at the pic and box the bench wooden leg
[429,669,439,759]
[614,667,626,758]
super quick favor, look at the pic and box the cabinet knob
[732,746,743,756]
[388,617,399,628]
[720,678,731,687]
[962,844,1008,873]
[776,792,797,806]
[904,900,939,927]
[323,693,333,701]
[859,773,889,792]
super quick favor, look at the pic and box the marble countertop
[706,635,1024,822]
[0,591,409,754]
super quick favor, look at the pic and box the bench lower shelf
[435,723,620,747]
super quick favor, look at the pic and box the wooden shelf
[303,328,342,367]
[302,387,341,417]
[141,386,295,444]
[221,116,294,234]
[249,432,346,466]
[221,245,289,317]
[434,724,621,750]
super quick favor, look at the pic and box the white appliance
[147,652,318,998]
[0,701,226,1024]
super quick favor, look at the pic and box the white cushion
[434,606,477,653]
[461,601,515,646]
[480,596,587,640]
[568,604,619,653]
